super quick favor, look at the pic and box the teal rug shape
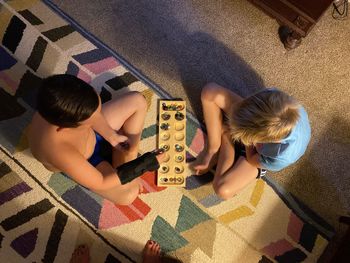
[150,216,188,253]
[186,121,198,146]
[175,195,211,233]
[141,124,157,140]
[47,173,76,196]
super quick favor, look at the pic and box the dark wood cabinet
[249,0,334,49]
[330,216,350,263]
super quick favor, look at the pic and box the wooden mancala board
[157,100,187,187]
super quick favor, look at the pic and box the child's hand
[108,132,129,149]
[152,149,166,164]
[156,152,166,164]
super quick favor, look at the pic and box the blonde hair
[228,89,300,145]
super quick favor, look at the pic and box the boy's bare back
[28,112,96,172]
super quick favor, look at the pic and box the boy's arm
[50,144,122,191]
[50,145,164,190]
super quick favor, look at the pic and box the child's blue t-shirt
[257,106,311,171]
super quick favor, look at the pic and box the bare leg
[213,133,259,200]
[143,240,161,263]
[101,91,147,166]
[213,132,236,187]
[193,83,242,174]
[70,245,89,263]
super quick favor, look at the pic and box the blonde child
[193,83,311,199]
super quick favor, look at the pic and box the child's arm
[51,145,164,190]
[245,145,263,169]
[50,144,122,191]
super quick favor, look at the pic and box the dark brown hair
[37,74,99,128]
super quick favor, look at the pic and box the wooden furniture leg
[330,216,350,263]
[278,26,302,50]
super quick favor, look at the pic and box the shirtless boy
[29,74,164,205]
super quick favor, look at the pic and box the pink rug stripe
[0,72,19,92]
[189,128,206,155]
[77,69,92,83]
[83,57,119,74]
[261,239,294,258]
[99,200,130,229]
[287,212,304,243]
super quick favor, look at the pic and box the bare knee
[201,82,220,102]
[129,91,147,111]
[214,183,237,200]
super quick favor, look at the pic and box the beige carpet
[49,1,350,260]
[0,0,348,261]
[0,1,335,262]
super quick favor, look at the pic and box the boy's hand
[153,149,166,164]
[108,132,129,149]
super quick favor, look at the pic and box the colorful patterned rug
[0,0,334,262]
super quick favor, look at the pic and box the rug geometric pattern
[0,0,334,262]
[0,159,125,262]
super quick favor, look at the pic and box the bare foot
[143,240,161,263]
[70,245,89,263]
[192,150,218,175]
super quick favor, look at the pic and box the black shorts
[234,142,266,179]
